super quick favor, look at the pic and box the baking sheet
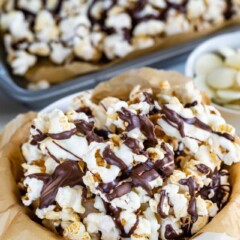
[0,25,240,107]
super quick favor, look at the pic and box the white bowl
[41,91,90,113]
[185,31,240,133]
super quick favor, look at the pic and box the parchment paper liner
[0,68,240,240]
[24,18,240,84]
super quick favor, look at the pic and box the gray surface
[0,60,185,131]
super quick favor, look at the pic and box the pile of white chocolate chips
[20,81,240,240]
[1,0,240,75]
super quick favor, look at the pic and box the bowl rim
[40,91,89,113]
[185,31,240,115]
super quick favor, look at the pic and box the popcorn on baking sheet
[1,0,239,76]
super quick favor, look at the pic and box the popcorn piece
[131,216,152,240]
[73,37,102,61]
[105,13,132,31]
[28,42,50,57]
[10,50,36,75]
[63,222,91,240]
[50,42,72,64]
[110,191,141,212]
[27,80,50,91]
[17,0,42,14]
[104,34,133,59]
[35,10,59,41]
[56,186,85,214]
[22,141,44,163]
[134,20,165,37]
[1,11,33,40]
[187,0,206,19]
[22,177,44,206]
[84,213,120,240]
[165,12,190,35]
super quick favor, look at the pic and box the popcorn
[105,13,132,31]
[28,42,50,57]
[22,177,44,206]
[20,81,240,239]
[50,42,72,64]
[10,50,36,75]
[35,10,59,42]
[103,34,133,60]
[73,37,102,61]
[63,222,91,240]
[27,80,50,91]
[133,20,165,37]
[56,186,85,214]
[1,0,239,78]
[84,213,120,240]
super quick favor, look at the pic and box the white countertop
[0,62,185,131]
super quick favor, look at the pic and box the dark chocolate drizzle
[48,128,77,140]
[106,204,139,238]
[160,105,235,142]
[184,101,198,108]
[98,142,173,201]
[123,137,142,154]
[118,108,158,147]
[224,0,234,20]
[179,177,198,223]
[31,127,77,142]
[157,190,169,218]
[74,120,104,143]
[28,160,84,209]
[103,145,128,170]
[154,142,175,178]
[195,163,212,175]
[76,106,93,117]
[199,169,230,207]
[165,224,183,239]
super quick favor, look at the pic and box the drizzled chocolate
[199,169,230,207]
[179,177,198,223]
[74,120,104,143]
[98,143,173,201]
[106,204,139,238]
[123,137,142,154]
[165,224,183,239]
[103,145,127,170]
[184,101,198,108]
[158,190,169,218]
[48,128,77,140]
[76,106,93,116]
[224,0,234,20]
[118,108,158,147]
[154,142,175,178]
[31,127,77,143]
[196,163,212,175]
[160,105,235,142]
[28,161,84,209]
[98,160,160,200]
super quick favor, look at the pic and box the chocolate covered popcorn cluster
[20,79,240,240]
[1,0,240,76]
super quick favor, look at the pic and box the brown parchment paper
[0,68,240,240]
[24,18,240,84]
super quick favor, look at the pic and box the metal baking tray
[0,25,240,108]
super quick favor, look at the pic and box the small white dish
[185,31,240,133]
